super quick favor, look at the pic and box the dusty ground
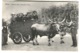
[2,33,77,51]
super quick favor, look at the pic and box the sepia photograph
[2,0,78,51]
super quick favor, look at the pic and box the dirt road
[2,34,77,51]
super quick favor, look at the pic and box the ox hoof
[52,40,54,42]
[33,43,36,45]
[48,43,51,46]
[37,43,39,45]
[60,41,64,44]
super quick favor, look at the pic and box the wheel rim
[13,32,22,44]
[13,35,21,43]
[23,35,30,42]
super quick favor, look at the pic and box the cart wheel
[12,32,22,44]
[23,35,30,43]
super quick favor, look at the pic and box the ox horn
[61,18,66,23]
[58,18,66,25]
[48,18,53,23]
[59,18,66,24]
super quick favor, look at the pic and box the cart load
[9,11,38,44]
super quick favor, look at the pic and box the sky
[2,1,77,24]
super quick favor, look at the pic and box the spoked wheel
[23,35,30,43]
[12,32,22,44]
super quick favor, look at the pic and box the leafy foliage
[40,3,78,23]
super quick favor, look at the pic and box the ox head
[51,22,61,33]
[48,19,61,34]
[58,18,67,35]
[50,18,67,35]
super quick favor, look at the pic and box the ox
[30,22,60,46]
[30,18,67,46]
[30,17,77,47]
